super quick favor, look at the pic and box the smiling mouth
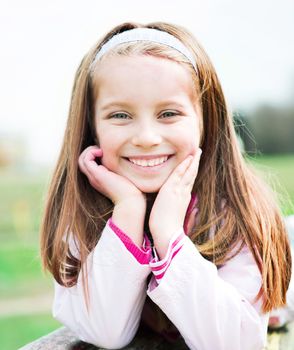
[126,155,170,167]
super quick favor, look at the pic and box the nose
[131,121,162,148]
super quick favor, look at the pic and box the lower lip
[123,156,173,173]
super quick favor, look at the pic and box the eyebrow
[99,101,132,111]
[156,101,187,109]
[99,99,187,111]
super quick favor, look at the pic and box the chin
[134,181,163,194]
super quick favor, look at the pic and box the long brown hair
[40,21,291,313]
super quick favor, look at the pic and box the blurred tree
[233,105,294,154]
[233,111,258,155]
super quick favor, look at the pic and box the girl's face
[93,54,202,193]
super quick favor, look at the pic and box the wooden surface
[19,323,294,350]
[19,326,188,350]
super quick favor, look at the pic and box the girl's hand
[78,146,144,205]
[149,148,202,258]
[78,146,146,245]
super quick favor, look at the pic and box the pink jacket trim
[108,218,152,265]
[150,230,185,283]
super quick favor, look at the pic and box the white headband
[90,28,197,73]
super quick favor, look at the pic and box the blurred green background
[0,170,61,349]
[0,153,293,349]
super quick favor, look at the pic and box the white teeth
[128,156,168,167]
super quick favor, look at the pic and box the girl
[40,22,291,350]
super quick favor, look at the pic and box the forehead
[92,54,197,103]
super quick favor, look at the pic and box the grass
[248,154,294,215]
[0,169,59,347]
[0,169,49,242]
[0,313,60,350]
[0,242,52,299]
[0,169,52,299]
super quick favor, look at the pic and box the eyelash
[109,111,179,119]
[110,112,130,119]
[159,111,178,118]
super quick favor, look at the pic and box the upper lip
[125,154,173,160]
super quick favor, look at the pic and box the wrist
[115,192,145,206]
[152,235,174,261]
[114,195,146,216]
[112,198,146,247]
[152,226,183,260]
[150,223,182,241]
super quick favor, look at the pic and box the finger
[79,145,101,160]
[79,147,103,175]
[181,148,202,187]
[84,147,103,162]
[83,161,111,196]
[164,155,193,188]
[78,154,90,176]
[84,157,107,181]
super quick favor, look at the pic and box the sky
[0,0,294,166]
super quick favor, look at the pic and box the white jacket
[53,221,268,350]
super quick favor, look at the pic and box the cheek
[96,132,120,170]
[174,119,200,155]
